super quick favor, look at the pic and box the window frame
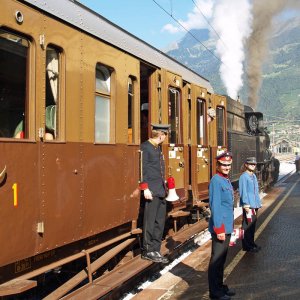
[127,75,138,145]
[0,28,33,141]
[168,87,182,145]
[216,105,226,147]
[196,98,208,146]
[94,63,115,144]
[44,44,65,142]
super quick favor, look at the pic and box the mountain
[166,16,300,121]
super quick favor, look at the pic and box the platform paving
[131,173,300,300]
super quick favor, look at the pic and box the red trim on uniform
[213,224,225,234]
[139,182,149,190]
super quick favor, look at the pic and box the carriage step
[196,201,209,208]
[168,210,190,218]
[0,279,37,296]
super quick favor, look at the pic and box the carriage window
[188,98,191,143]
[168,88,181,144]
[128,76,135,144]
[45,46,61,140]
[95,64,112,143]
[158,74,162,123]
[197,99,207,145]
[216,106,226,146]
[0,29,29,139]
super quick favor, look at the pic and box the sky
[78,0,300,102]
[78,0,209,50]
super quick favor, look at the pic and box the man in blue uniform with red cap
[208,151,236,300]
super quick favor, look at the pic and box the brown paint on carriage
[0,0,141,269]
[0,0,230,295]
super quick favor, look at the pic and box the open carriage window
[168,87,182,144]
[0,29,29,139]
[128,76,136,144]
[45,46,61,140]
[95,64,113,143]
[196,98,207,145]
[216,106,226,146]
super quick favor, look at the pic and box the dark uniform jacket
[140,140,166,198]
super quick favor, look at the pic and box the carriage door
[140,63,156,143]
[216,105,227,155]
[208,95,227,175]
[212,99,227,174]
[194,97,210,201]
[167,86,187,201]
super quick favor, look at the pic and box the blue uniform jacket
[239,172,262,209]
[208,174,234,235]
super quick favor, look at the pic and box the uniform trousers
[242,208,258,250]
[208,233,231,298]
[143,196,166,253]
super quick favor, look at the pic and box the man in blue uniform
[208,151,236,300]
[239,157,262,252]
[139,124,170,264]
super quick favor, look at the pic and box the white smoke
[211,0,252,100]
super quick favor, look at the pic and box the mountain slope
[166,16,300,120]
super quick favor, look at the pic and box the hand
[217,233,225,241]
[244,207,250,213]
[130,188,140,198]
[144,188,153,200]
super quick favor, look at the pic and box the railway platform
[130,170,300,300]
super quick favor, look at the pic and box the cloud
[162,23,181,34]
[161,0,214,34]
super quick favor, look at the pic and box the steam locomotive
[0,0,273,298]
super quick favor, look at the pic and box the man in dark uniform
[139,124,170,264]
[208,151,236,300]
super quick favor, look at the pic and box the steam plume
[211,0,252,100]
[247,0,300,108]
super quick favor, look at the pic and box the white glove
[144,188,153,200]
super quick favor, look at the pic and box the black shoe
[246,247,259,253]
[225,288,236,296]
[141,251,163,263]
[210,294,231,300]
[243,246,259,252]
[254,244,261,250]
[155,251,169,264]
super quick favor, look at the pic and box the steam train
[0,0,274,298]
